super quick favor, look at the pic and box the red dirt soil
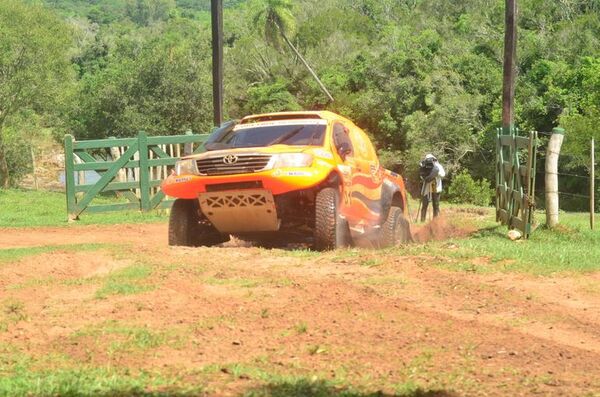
[0,220,599,396]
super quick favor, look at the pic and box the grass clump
[95,264,154,298]
[0,299,27,331]
[294,322,308,334]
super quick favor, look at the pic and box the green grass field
[399,209,600,275]
[2,188,599,275]
[0,189,168,227]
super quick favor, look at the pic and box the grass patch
[0,188,168,227]
[0,355,198,397]
[358,258,382,267]
[192,315,236,331]
[286,249,321,258]
[0,299,27,332]
[360,276,408,287]
[216,363,447,397]
[95,264,154,298]
[203,275,262,288]
[0,243,108,264]
[72,320,185,353]
[401,211,600,275]
[294,321,308,334]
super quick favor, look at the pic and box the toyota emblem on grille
[223,154,238,164]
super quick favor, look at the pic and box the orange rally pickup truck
[161,111,411,250]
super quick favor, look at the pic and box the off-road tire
[168,199,229,247]
[379,206,411,248]
[314,187,351,250]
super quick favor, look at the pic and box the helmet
[424,153,437,161]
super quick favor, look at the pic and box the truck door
[347,128,383,223]
[332,123,357,219]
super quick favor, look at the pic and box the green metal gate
[64,131,208,220]
[496,128,538,238]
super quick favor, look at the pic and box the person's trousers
[421,192,440,222]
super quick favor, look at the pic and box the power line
[557,191,591,199]
[535,171,600,182]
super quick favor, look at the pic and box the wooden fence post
[138,131,151,212]
[64,134,78,221]
[109,137,126,183]
[74,155,85,200]
[545,127,564,228]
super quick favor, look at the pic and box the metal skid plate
[198,189,279,233]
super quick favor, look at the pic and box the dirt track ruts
[1,222,599,396]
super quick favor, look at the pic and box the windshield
[205,122,327,151]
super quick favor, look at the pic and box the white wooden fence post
[545,127,564,228]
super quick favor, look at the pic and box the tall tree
[252,0,334,103]
[0,0,73,187]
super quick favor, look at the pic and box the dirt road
[1,221,599,396]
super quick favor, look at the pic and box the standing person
[419,154,445,222]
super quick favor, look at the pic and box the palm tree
[252,0,334,102]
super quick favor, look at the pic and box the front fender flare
[380,179,403,224]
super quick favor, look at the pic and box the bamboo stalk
[30,145,38,190]
[591,138,595,230]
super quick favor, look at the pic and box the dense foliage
[1,0,599,193]
[448,171,494,206]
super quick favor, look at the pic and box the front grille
[196,154,271,176]
[206,181,263,192]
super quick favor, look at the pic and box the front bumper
[161,166,331,199]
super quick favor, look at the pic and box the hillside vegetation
[1,0,599,188]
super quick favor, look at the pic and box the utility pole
[211,0,224,127]
[502,0,517,131]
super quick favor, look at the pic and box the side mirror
[337,142,352,160]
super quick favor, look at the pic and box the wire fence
[533,132,597,213]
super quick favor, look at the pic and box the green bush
[3,129,32,187]
[447,171,493,206]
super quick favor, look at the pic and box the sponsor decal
[174,176,192,183]
[274,170,313,177]
[370,163,380,177]
[337,164,351,177]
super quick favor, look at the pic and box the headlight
[270,153,314,168]
[174,159,197,175]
